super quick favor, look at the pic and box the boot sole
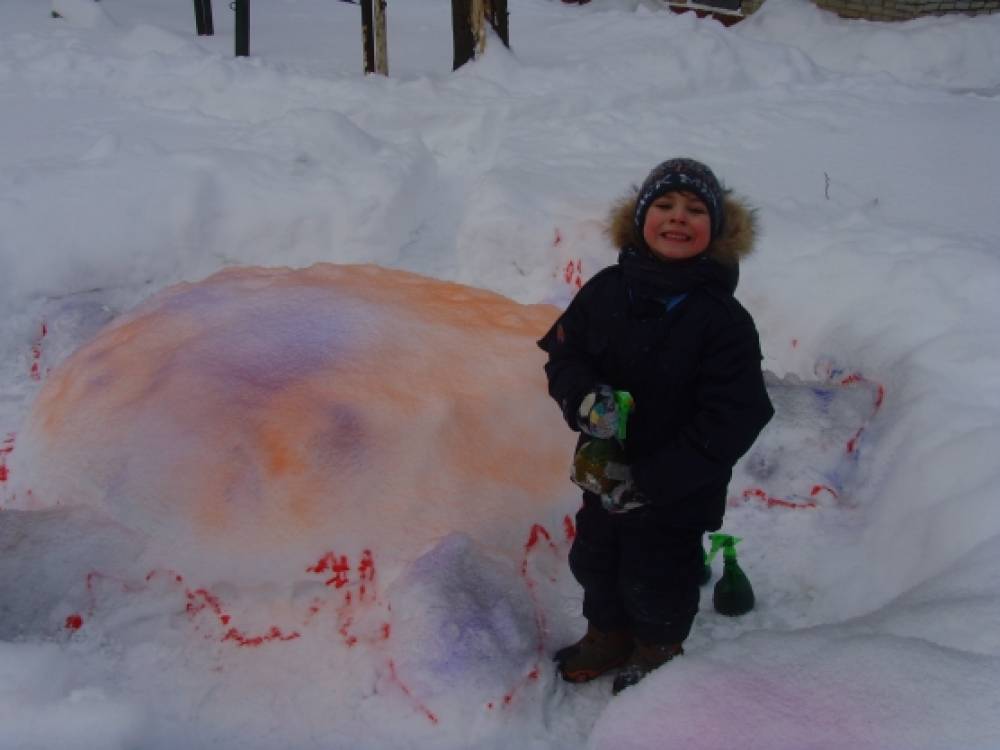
[611,648,684,694]
[559,654,630,683]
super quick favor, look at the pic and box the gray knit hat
[633,158,726,242]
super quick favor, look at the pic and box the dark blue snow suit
[537,195,773,645]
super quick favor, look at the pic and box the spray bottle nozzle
[706,533,742,564]
[612,390,634,441]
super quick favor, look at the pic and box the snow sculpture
[8,264,573,583]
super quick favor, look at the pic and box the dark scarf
[619,245,739,301]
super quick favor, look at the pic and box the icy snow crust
[2,0,1000,748]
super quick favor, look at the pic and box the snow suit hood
[606,189,758,266]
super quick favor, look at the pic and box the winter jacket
[538,191,774,530]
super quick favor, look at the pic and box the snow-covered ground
[2,0,1000,748]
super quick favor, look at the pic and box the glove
[600,481,648,514]
[577,385,619,439]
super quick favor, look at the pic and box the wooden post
[361,0,376,73]
[454,0,508,70]
[486,0,509,48]
[452,0,474,70]
[362,0,387,75]
[193,0,214,36]
[234,0,249,57]
[374,0,388,75]
[471,0,486,59]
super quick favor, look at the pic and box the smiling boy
[538,158,774,693]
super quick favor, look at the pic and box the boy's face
[642,190,712,261]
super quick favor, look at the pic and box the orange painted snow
[11,265,574,580]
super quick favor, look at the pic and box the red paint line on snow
[838,372,885,455]
[307,549,390,648]
[307,551,351,588]
[810,484,838,499]
[145,569,185,584]
[488,666,543,712]
[186,587,303,647]
[358,548,375,601]
[222,625,300,648]
[563,259,583,289]
[388,659,439,725]
[740,487,818,510]
[499,520,576,710]
[58,533,564,722]
[738,364,887,510]
[563,514,576,542]
[525,523,556,553]
[29,321,47,381]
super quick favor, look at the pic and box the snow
[1,0,1000,748]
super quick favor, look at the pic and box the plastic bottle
[706,534,755,616]
[571,391,634,495]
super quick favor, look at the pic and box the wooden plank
[667,0,745,25]
[234,0,249,56]
[193,0,214,36]
[374,0,388,75]
[361,0,376,73]
[452,0,475,70]
[487,0,509,48]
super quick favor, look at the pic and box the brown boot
[555,623,633,683]
[611,641,683,695]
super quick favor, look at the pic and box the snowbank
[2,0,1000,748]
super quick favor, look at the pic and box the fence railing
[191,0,508,70]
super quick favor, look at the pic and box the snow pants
[568,493,705,645]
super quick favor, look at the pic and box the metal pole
[234,0,249,57]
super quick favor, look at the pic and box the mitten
[577,385,619,439]
[601,481,647,514]
[572,439,631,495]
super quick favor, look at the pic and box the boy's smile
[642,191,712,261]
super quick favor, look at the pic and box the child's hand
[601,481,647,514]
[577,385,620,439]
[571,442,630,495]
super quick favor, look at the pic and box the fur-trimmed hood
[606,190,758,265]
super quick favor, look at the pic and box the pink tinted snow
[9,264,572,581]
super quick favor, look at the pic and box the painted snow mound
[8,264,572,583]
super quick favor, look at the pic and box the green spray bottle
[571,391,634,495]
[706,534,755,616]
